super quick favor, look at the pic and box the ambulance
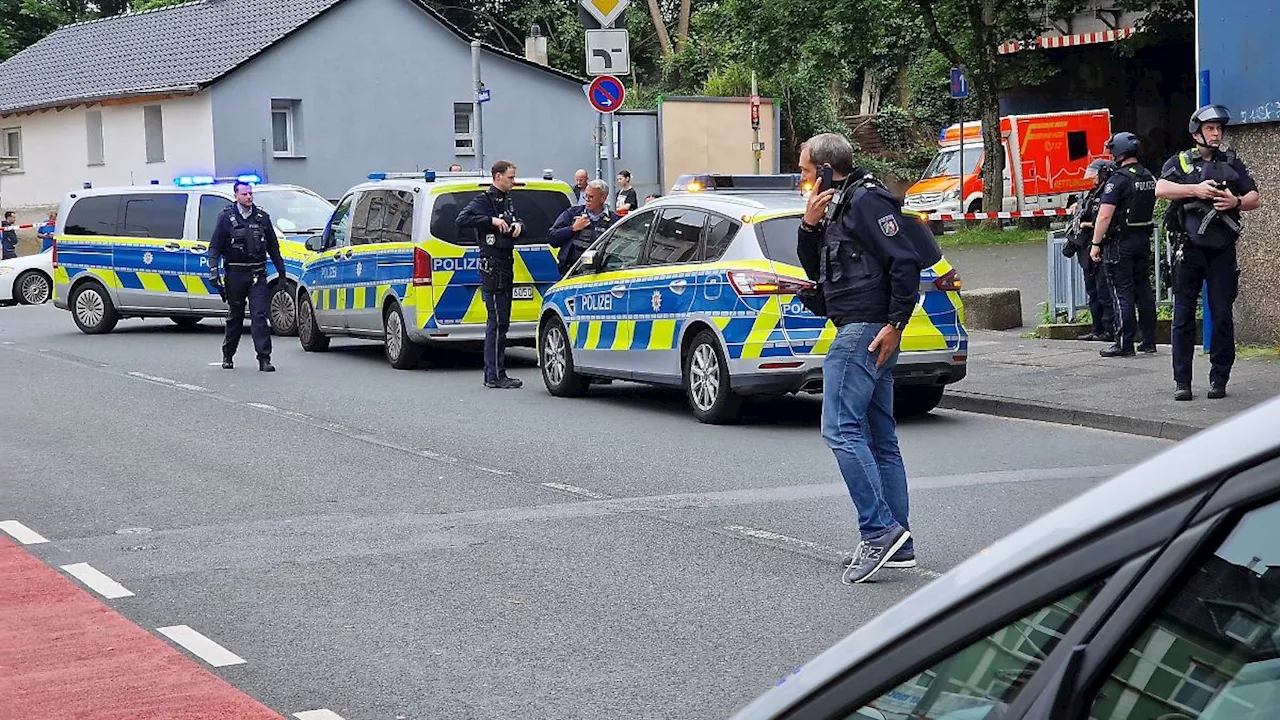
[903,109,1112,216]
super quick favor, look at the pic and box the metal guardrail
[1046,228,1173,323]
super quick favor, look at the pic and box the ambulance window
[120,193,187,239]
[702,215,740,261]
[1068,131,1089,161]
[198,195,230,242]
[644,208,705,265]
[64,196,121,236]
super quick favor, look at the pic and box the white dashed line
[294,711,347,720]
[60,562,135,599]
[721,524,943,579]
[156,625,247,667]
[0,520,49,544]
[541,482,612,499]
[127,371,209,393]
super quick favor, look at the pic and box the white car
[0,247,53,305]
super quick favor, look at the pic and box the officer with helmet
[1066,158,1117,342]
[1157,105,1261,401]
[1089,132,1158,357]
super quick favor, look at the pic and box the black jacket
[208,203,285,278]
[548,205,615,275]
[456,187,521,261]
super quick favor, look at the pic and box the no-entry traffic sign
[588,75,625,113]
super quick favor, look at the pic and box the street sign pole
[751,71,761,174]
[950,67,970,212]
[581,0,629,205]
[472,41,485,172]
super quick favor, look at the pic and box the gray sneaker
[843,545,916,569]
[842,526,912,585]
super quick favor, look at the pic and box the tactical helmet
[1189,104,1231,134]
[1085,158,1117,180]
[1105,132,1141,160]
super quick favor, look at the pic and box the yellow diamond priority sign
[581,0,629,28]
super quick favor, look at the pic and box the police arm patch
[877,215,900,237]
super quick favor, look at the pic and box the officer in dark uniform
[795,133,940,586]
[1157,104,1260,401]
[1089,132,1157,358]
[548,178,614,277]
[208,181,286,372]
[1065,158,1116,342]
[457,160,525,389]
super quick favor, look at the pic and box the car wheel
[895,386,945,417]
[270,279,298,336]
[540,318,588,397]
[297,291,330,352]
[70,281,119,334]
[170,316,201,329]
[384,303,423,370]
[15,270,51,305]
[683,330,742,424]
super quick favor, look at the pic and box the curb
[938,392,1201,441]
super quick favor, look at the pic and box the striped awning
[998,27,1138,55]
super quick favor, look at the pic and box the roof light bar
[670,173,802,193]
[172,173,263,187]
[367,171,439,182]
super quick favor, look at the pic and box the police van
[52,175,334,335]
[536,174,968,423]
[295,170,574,368]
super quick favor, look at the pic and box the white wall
[0,93,215,208]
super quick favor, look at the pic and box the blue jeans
[822,322,911,548]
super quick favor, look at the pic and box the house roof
[0,0,581,116]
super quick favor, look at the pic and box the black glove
[210,274,226,303]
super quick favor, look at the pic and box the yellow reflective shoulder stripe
[1179,150,1195,174]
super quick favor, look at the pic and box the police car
[295,170,574,368]
[52,174,333,335]
[536,174,967,423]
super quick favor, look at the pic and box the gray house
[0,0,600,207]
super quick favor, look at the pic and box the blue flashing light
[423,170,436,182]
[368,172,388,180]
[174,175,215,187]
[83,182,92,189]
[150,179,160,185]
[235,173,262,184]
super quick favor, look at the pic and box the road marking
[156,625,246,667]
[541,482,612,499]
[722,524,943,579]
[127,371,209,393]
[294,711,346,720]
[0,520,49,544]
[60,562,135,599]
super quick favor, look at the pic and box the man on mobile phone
[548,179,615,277]
[795,132,940,585]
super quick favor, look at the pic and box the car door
[307,193,356,332]
[344,188,388,333]
[625,206,707,378]
[563,208,654,374]
[114,193,190,312]
[191,193,233,312]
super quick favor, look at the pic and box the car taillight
[412,247,432,286]
[933,269,961,291]
[51,239,58,268]
[727,270,813,296]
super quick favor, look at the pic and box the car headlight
[944,188,961,202]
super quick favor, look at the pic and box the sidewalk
[943,331,1280,440]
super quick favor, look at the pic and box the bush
[873,105,914,151]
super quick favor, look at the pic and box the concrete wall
[1228,123,1280,345]
[657,97,780,191]
[614,110,660,201]
[209,0,599,200]
[0,94,215,208]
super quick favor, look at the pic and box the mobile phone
[816,164,834,194]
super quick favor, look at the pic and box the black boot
[1100,344,1135,358]
[1207,381,1227,399]
[259,358,276,372]
[222,357,234,370]
[1174,383,1193,401]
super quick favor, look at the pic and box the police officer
[1066,159,1116,342]
[208,181,286,372]
[1089,132,1158,358]
[548,179,614,277]
[457,160,525,389]
[795,133,940,586]
[1157,105,1260,401]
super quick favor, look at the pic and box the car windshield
[923,147,982,179]
[254,189,335,234]
[755,215,804,268]
[429,188,571,246]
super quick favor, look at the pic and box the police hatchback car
[536,175,967,423]
[52,175,333,335]
[295,170,573,368]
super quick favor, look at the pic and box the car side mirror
[580,249,600,273]
[305,234,325,252]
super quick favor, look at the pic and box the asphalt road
[0,304,1172,719]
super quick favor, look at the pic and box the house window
[143,105,164,163]
[271,99,301,156]
[1224,612,1265,645]
[86,110,105,166]
[1,127,21,170]
[454,103,474,156]
[1170,662,1227,713]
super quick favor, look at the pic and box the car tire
[70,281,119,334]
[384,302,423,370]
[170,316,201,329]
[270,279,298,336]
[540,317,588,397]
[297,291,330,352]
[895,386,945,417]
[15,270,51,305]
[683,330,741,424]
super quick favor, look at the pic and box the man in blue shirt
[38,211,56,253]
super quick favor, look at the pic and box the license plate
[512,285,535,300]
